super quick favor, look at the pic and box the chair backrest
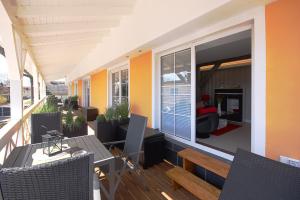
[0,153,94,200]
[123,114,147,164]
[219,149,300,200]
[31,112,62,144]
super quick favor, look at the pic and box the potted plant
[67,95,79,110]
[62,110,87,138]
[115,102,130,125]
[95,114,114,142]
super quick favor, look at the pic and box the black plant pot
[63,123,87,138]
[95,121,116,143]
[118,117,130,126]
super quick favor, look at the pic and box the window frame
[82,78,91,107]
[108,63,129,107]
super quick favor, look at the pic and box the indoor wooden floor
[100,162,198,200]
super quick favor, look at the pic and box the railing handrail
[23,97,46,120]
[0,97,46,152]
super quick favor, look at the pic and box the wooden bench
[166,167,221,200]
[166,148,231,200]
[178,148,230,178]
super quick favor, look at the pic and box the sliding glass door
[161,48,191,140]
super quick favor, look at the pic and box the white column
[33,67,39,103]
[0,3,23,120]
[9,80,23,119]
[251,7,266,156]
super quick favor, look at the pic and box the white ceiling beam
[37,60,83,67]
[31,42,95,49]
[31,46,94,56]
[17,6,133,18]
[26,30,110,38]
[34,51,88,59]
[22,21,118,35]
[25,27,110,37]
[29,38,101,47]
[32,48,93,55]
[17,0,136,7]
[41,62,78,69]
[27,32,106,43]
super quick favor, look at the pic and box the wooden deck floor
[100,162,198,200]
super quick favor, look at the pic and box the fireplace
[215,89,243,122]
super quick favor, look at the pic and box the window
[111,68,128,106]
[74,82,78,96]
[161,48,191,140]
[23,70,34,109]
[0,46,10,129]
[83,79,90,107]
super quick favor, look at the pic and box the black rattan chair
[100,114,148,197]
[31,112,62,144]
[0,153,101,200]
[219,149,300,200]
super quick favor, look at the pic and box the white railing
[0,97,46,165]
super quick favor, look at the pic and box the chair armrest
[102,140,126,146]
[102,140,126,151]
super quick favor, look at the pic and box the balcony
[1,0,300,200]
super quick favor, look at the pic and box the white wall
[68,1,268,82]
[67,0,233,81]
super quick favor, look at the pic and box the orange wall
[266,0,300,160]
[91,69,107,113]
[130,51,152,127]
[77,80,83,106]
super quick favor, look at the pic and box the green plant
[47,95,58,107]
[64,110,74,130]
[74,114,85,128]
[115,102,130,120]
[70,95,78,102]
[34,102,58,113]
[96,114,106,123]
[104,107,115,121]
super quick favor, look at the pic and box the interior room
[195,30,252,154]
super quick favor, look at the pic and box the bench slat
[178,148,230,178]
[166,166,220,200]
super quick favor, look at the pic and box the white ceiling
[2,0,137,81]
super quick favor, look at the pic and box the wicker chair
[31,112,62,144]
[219,149,300,200]
[0,153,101,200]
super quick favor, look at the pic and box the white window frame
[74,81,78,96]
[160,48,193,141]
[82,77,91,107]
[108,61,130,107]
[152,7,266,161]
